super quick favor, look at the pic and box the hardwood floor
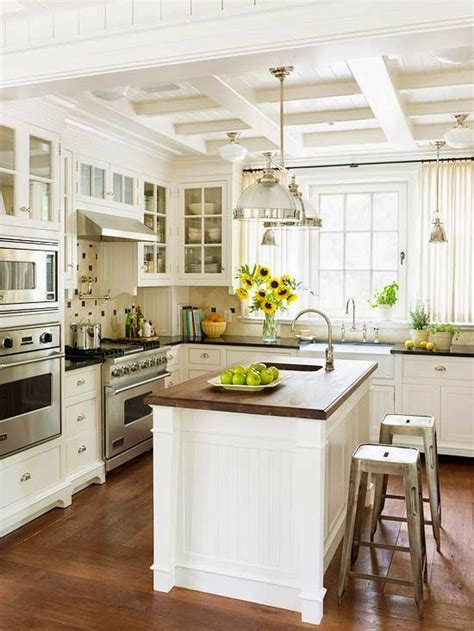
[1,453,472,630]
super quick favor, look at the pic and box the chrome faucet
[345,297,357,331]
[291,308,334,371]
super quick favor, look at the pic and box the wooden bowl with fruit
[201,313,227,338]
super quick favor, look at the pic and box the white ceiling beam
[303,128,386,147]
[407,99,474,117]
[206,136,278,154]
[285,107,374,126]
[189,75,302,156]
[412,124,459,142]
[174,118,250,135]
[132,96,217,116]
[255,80,361,103]
[398,69,474,92]
[348,57,416,149]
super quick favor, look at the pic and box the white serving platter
[207,374,289,392]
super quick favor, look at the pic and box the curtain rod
[242,156,474,172]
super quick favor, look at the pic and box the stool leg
[338,460,363,605]
[423,429,441,552]
[370,430,393,541]
[351,471,369,566]
[434,429,442,524]
[404,462,426,620]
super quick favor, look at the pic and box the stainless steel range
[101,342,170,471]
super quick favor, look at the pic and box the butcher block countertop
[146,356,377,420]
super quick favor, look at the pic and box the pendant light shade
[219,132,248,163]
[429,141,448,244]
[444,114,474,149]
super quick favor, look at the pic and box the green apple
[233,364,247,375]
[255,363,267,373]
[269,366,279,380]
[249,363,261,373]
[232,372,246,385]
[220,370,233,385]
[246,371,261,386]
[260,368,274,385]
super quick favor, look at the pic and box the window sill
[237,316,474,331]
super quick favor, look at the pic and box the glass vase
[262,312,278,344]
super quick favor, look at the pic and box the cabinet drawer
[66,432,97,476]
[65,396,97,438]
[189,369,213,379]
[226,348,294,367]
[188,347,222,366]
[165,367,182,389]
[403,356,474,381]
[167,347,180,367]
[65,368,97,398]
[0,446,61,508]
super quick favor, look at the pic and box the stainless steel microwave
[0,238,59,314]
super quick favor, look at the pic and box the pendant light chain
[270,66,293,170]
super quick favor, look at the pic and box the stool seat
[354,443,419,464]
[382,414,434,429]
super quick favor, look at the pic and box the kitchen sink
[299,342,393,355]
[298,342,394,379]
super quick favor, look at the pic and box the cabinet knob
[76,413,86,422]
[200,352,209,359]
[78,444,87,454]
[76,378,86,386]
[434,365,446,372]
[168,354,174,361]
[168,381,174,388]
[20,472,31,482]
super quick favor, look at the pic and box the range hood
[77,210,157,242]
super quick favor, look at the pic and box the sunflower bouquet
[234,264,309,342]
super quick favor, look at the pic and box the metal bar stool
[338,443,427,619]
[370,414,441,551]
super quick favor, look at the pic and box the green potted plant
[428,323,460,351]
[370,281,399,321]
[408,303,430,347]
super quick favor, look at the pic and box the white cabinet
[369,384,395,441]
[62,148,76,289]
[178,182,229,285]
[0,120,60,232]
[76,155,138,210]
[440,386,474,448]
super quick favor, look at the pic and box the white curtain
[415,160,473,323]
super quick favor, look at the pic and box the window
[239,180,407,320]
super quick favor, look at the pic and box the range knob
[40,332,53,344]
[149,357,157,366]
[0,337,13,350]
[140,360,149,369]
[111,367,123,378]
[130,362,139,372]
[122,365,130,375]
[160,356,167,364]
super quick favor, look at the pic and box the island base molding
[151,381,370,626]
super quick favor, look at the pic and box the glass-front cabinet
[0,122,59,229]
[76,156,138,210]
[139,178,171,285]
[180,183,227,284]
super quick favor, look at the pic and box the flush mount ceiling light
[432,47,474,65]
[92,86,130,101]
[429,141,448,244]
[219,132,248,163]
[444,114,474,149]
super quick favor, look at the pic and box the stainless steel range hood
[77,210,157,242]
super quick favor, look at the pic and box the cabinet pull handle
[78,445,87,454]
[77,378,86,386]
[20,472,31,482]
[168,381,174,387]
[434,365,446,372]
[200,352,209,359]
[76,413,86,422]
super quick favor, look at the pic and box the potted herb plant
[428,323,460,351]
[408,303,430,347]
[370,281,399,321]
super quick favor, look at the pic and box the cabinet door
[62,149,76,289]
[0,124,17,218]
[440,386,474,449]
[111,166,138,207]
[139,179,172,286]
[76,156,108,203]
[399,383,441,446]
[369,384,395,441]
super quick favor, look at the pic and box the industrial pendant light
[233,67,300,224]
[444,114,474,149]
[219,132,248,163]
[429,141,448,244]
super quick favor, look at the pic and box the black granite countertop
[65,358,103,372]
[159,335,302,350]
[391,344,474,358]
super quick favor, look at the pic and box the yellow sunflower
[241,274,254,289]
[261,300,277,314]
[287,292,298,304]
[235,287,249,300]
[255,288,267,302]
[256,265,271,281]
[268,276,282,291]
[275,286,290,299]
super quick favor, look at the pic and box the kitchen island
[147,356,377,625]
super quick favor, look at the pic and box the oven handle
[106,372,170,395]
[0,352,65,369]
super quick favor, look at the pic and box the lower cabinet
[440,385,474,448]
[369,383,395,441]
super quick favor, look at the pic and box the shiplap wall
[0,1,309,50]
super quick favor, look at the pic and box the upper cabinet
[76,155,138,211]
[0,121,60,231]
[178,182,229,285]
[139,177,172,285]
